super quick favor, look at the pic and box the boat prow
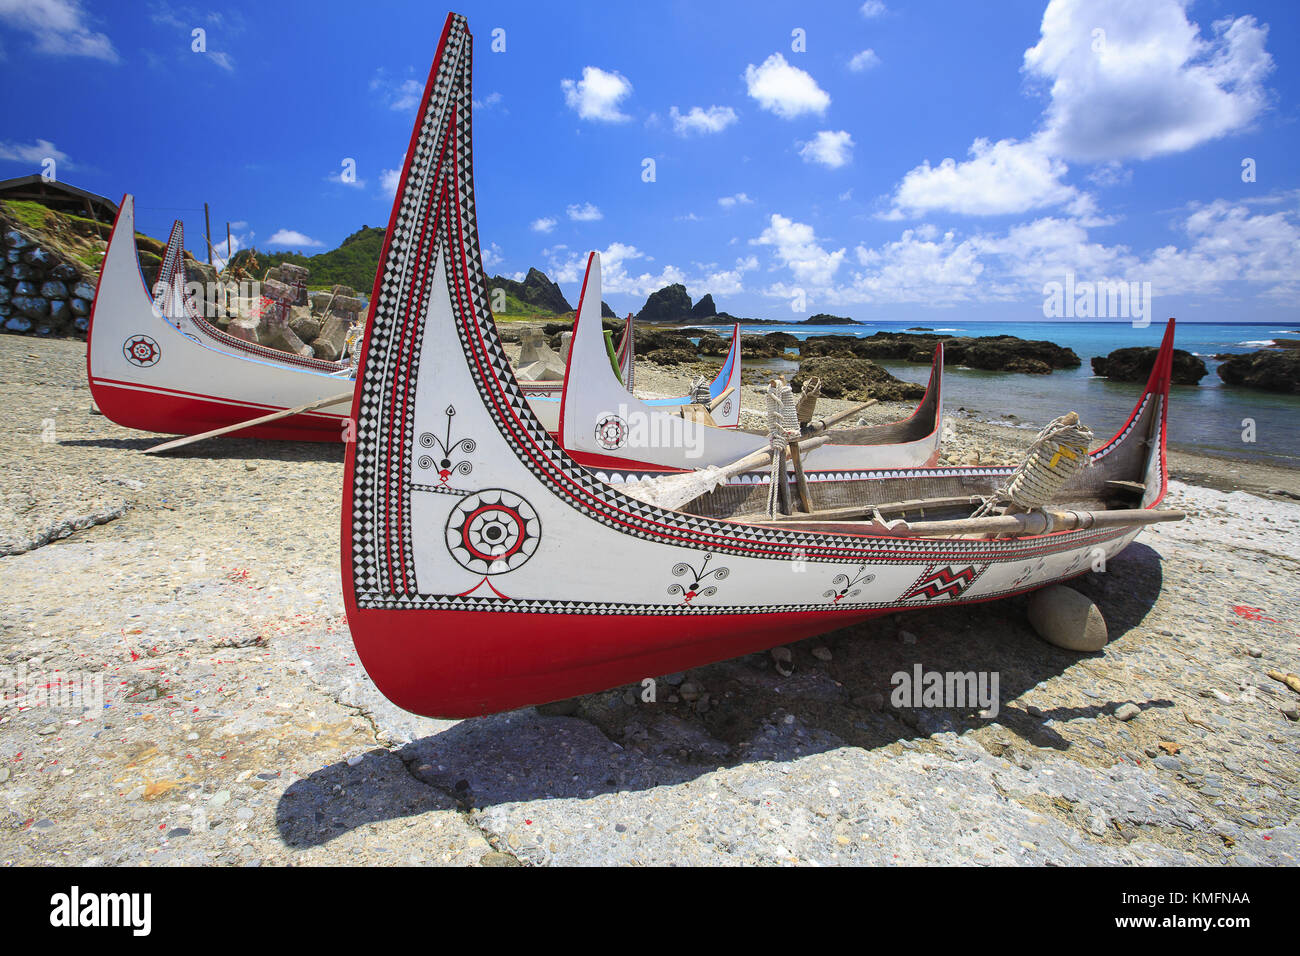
[86,195,354,442]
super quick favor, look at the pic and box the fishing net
[972,412,1094,517]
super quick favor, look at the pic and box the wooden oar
[706,386,736,412]
[893,507,1185,538]
[751,507,1185,538]
[619,434,832,512]
[788,442,813,513]
[142,389,354,454]
[804,400,876,434]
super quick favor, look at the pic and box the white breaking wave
[1238,340,1275,347]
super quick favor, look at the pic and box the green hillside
[228,225,387,291]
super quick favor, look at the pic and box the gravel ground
[1,336,1297,866]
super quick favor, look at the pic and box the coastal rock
[312,315,350,362]
[791,356,926,403]
[489,268,573,315]
[637,283,693,323]
[263,320,312,358]
[690,293,717,319]
[1027,585,1109,652]
[644,347,698,366]
[601,300,617,318]
[1216,350,1299,394]
[1091,347,1207,386]
[801,331,1079,372]
[695,333,731,357]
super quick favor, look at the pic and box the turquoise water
[719,321,1299,469]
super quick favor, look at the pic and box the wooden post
[204,203,213,267]
[788,442,813,513]
[226,222,232,266]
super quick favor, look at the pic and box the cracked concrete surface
[1,338,1296,866]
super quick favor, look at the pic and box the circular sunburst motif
[445,489,540,575]
[123,334,161,367]
[594,414,629,451]
[721,398,733,417]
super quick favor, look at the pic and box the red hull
[90,379,347,443]
[346,605,891,718]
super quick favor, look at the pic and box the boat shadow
[275,542,1169,849]
[59,437,346,463]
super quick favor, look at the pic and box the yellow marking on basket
[1046,444,1082,469]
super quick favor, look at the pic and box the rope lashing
[796,376,822,426]
[973,411,1094,517]
[765,379,801,516]
[689,375,711,404]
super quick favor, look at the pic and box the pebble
[678,682,702,703]
[899,630,918,645]
[1247,647,1263,658]
[1114,703,1141,722]
[770,646,793,677]
[1154,756,1183,771]
[810,645,832,662]
[346,753,364,766]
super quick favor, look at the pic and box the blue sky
[1,0,1297,323]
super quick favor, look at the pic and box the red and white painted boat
[87,196,357,442]
[341,13,1182,718]
[557,253,941,479]
[521,312,745,432]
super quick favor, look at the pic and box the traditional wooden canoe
[558,253,942,479]
[341,13,1182,718]
[521,314,745,432]
[87,197,357,442]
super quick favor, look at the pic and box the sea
[715,320,1299,470]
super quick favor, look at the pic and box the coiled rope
[689,375,711,405]
[973,412,1094,518]
[765,379,801,516]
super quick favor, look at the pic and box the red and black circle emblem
[123,335,161,367]
[445,489,541,575]
[594,414,629,451]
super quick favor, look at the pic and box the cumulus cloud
[1025,0,1273,162]
[531,217,557,234]
[888,137,1085,217]
[860,1,887,18]
[266,229,324,249]
[849,49,880,72]
[379,167,402,197]
[799,130,855,168]
[561,66,633,122]
[566,202,602,222]
[370,70,422,112]
[884,0,1274,219]
[744,53,830,119]
[669,105,738,135]
[751,214,846,288]
[0,0,118,61]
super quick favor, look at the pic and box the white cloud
[882,0,1275,221]
[379,167,401,196]
[566,202,602,222]
[207,50,234,71]
[531,217,557,234]
[888,137,1086,217]
[0,138,70,166]
[718,193,754,209]
[266,229,324,249]
[849,49,880,72]
[799,130,855,168]
[473,91,503,111]
[1025,0,1274,162]
[669,105,738,135]
[483,241,503,270]
[860,1,887,18]
[0,0,118,61]
[751,214,846,288]
[327,168,366,189]
[561,66,633,122]
[744,53,830,119]
[370,69,422,112]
